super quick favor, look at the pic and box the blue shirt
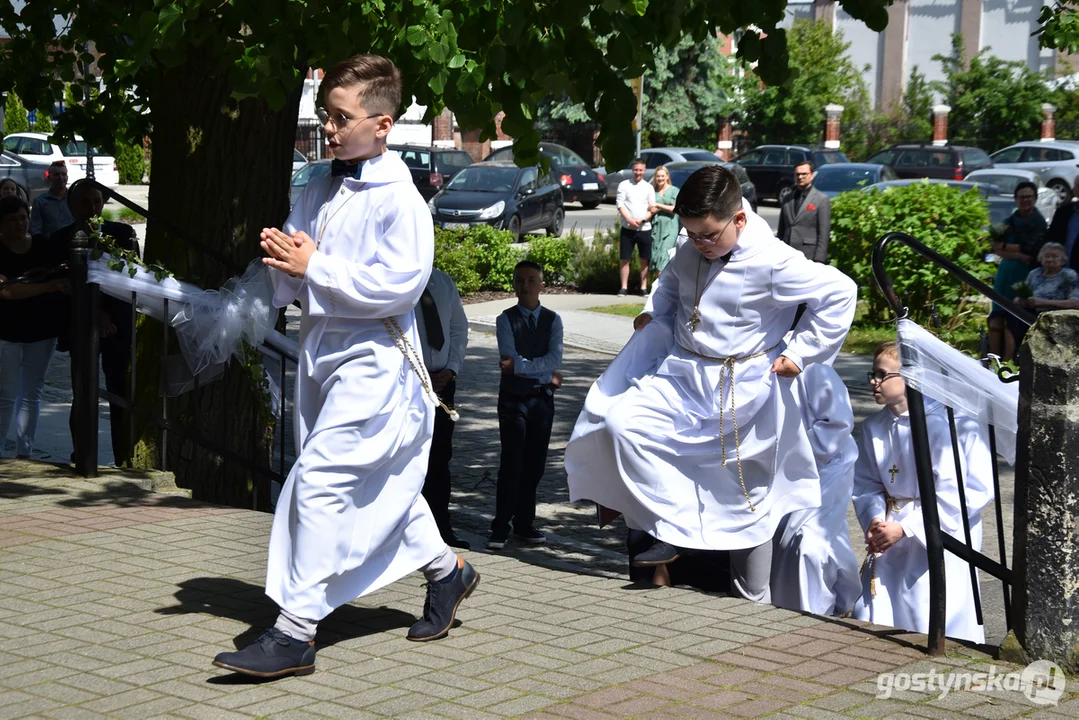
[495,303,564,384]
[29,191,75,239]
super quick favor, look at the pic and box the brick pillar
[1041,104,1057,143]
[824,104,844,149]
[490,111,513,151]
[932,105,951,146]
[715,116,734,160]
[432,107,455,149]
[461,129,490,161]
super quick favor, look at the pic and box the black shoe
[212,628,316,678]
[445,535,471,551]
[487,529,509,550]
[617,288,629,296]
[513,527,546,545]
[631,540,682,567]
[407,560,480,642]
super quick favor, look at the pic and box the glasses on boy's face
[682,213,740,247]
[317,108,384,131]
[867,370,901,383]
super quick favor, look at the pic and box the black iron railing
[66,181,297,508]
[872,231,1031,654]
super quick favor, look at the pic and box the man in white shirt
[415,268,470,549]
[615,158,656,296]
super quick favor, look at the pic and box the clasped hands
[261,227,316,277]
[866,518,905,554]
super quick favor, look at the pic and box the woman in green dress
[648,166,679,273]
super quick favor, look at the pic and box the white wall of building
[836,8,886,109]
[908,0,962,90]
[981,0,1056,74]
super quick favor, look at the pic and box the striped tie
[526,313,536,334]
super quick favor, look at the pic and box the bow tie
[331,159,362,178]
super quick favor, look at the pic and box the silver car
[964,168,1058,224]
[604,147,722,200]
[989,141,1079,204]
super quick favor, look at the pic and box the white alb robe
[265,151,445,620]
[565,207,857,550]
[770,363,862,617]
[851,403,994,643]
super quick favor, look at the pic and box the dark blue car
[813,163,899,198]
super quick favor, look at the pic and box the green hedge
[830,182,993,331]
[115,142,146,185]
[434,225,524,293]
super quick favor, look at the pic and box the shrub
[115,142,146,185]
[433,225,524,292]
[526,234,576,286]
[3,92,28,134]
[571,224,640,294]
[32,110,53,133]
[829,182,994,331]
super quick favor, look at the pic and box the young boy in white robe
[852,342,993,643]
[770,362,862,617]
[212,55,478,679]
[565,166,857,602]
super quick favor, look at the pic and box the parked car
[864,144,993,182]
[428,161,564,241]
[604,147,724,200]
[2,132,120,186]
[485,142,606,208]
[988,141,1079,204]
[733,145,850,204]
[289,159,332,209]
[0,149,51,201]
[862,178,1013,225]
[292,148,309,175]
[390,144,475,200]
[812,163,898,198]
[964,168,1058,223]
[664,161,758,212]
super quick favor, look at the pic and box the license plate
[442,222,469,230]
[582,183,598,191]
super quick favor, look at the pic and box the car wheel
[777,184,794,204]
[546,207,565,236]
[1048,180,1072,205]
[580,200,601,210]
[508,214,522,242]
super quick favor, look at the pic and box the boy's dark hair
[794,160,815,173]
[631,157,646,168]
[321,54,403,120]
[1014,181,1037,198]
[674,165,743,220]
[0,194,30,222]
[67,178,105,212]
[49,160,66,170]
[514,260,543,279]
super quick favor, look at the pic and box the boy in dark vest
[489,261,563,550]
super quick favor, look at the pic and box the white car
[964,168,1059,224]
[988,141,1079,204]
[1,132,120,186]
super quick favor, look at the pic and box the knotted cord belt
[676,341,781,512]
[861,495,909,597]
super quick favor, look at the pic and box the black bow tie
[331,159,361,178]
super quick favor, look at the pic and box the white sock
[422,546,458,583]
[274,609,318,642]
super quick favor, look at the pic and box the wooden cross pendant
[690,308,701,332]
[889,463,899,483]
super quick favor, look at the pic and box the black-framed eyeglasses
[316,108,384,130]
[867,370,902,383]
[681,213,741,247]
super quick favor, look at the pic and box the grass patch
[842,323,982,356]
[583,303,645,317]
[100,207,146,223]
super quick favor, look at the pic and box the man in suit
[777,161,831,264]
[415,268,470,549]
[52,180,139,466]
[1046,176,1079,271]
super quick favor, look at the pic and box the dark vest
[499,305,556,396]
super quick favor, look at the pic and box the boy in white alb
[566,166,857,602]
[770,362,862,617]
[212,55,478,679]
[851,342,993,643]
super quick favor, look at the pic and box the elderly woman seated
[1008,242,1079,347]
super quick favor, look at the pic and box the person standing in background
[648,166,680,275]
[777,161,830,264]
[29,162,74,239]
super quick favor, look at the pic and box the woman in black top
[0,195,69,458]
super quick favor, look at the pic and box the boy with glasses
[211,54,478,680]
[851,342,993,643]
[566,165,857,603]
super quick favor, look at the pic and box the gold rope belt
[383,317,459,422]
[676,341,781,512]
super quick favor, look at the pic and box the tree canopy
[1,0,893,170]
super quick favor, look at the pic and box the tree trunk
[129,52,303,510]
